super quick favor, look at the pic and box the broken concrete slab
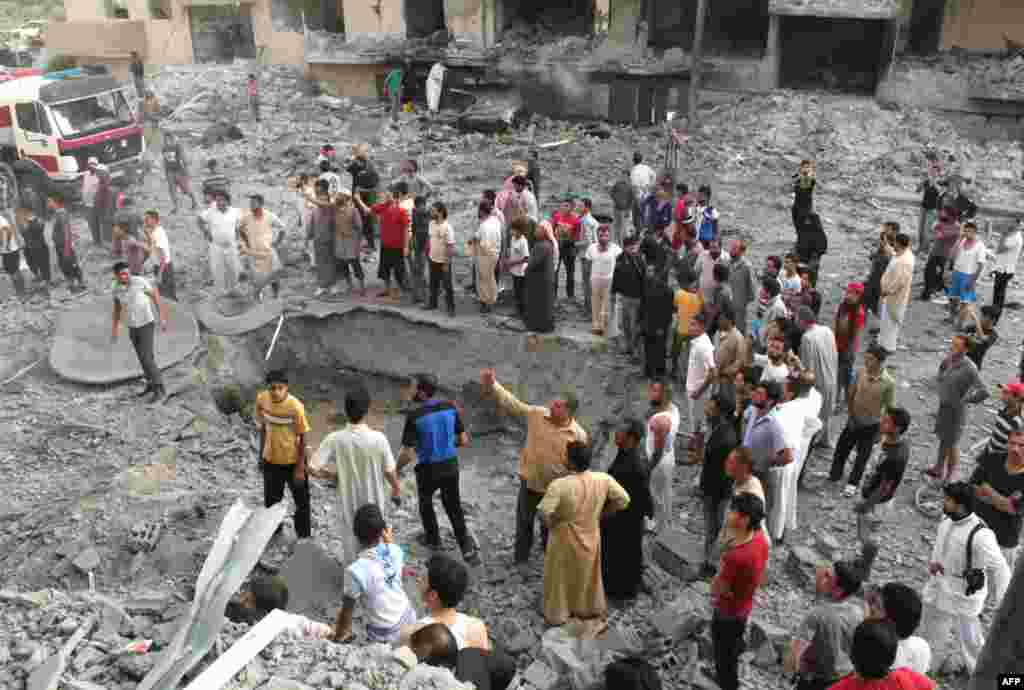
[651,529,704,581]
[193,295,284,336]
[71,547,101,573]
[49,298,199,385]
[814,532,842,560]
[279,540,346,618]
[520,660,560,690]
[27,652,64,690]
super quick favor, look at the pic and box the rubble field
[1,59,1023,690]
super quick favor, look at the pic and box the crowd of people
[1,126,1023,689]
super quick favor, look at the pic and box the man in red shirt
[710,492,770,690]
[356,181,410,300]
[551,198,581,301]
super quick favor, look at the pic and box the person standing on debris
[333,188,367,296]
[601,418,654,599]
[861,223,896,330]
[925,334,988,483]
[308,383,401,562]
[384,62,406,124]
[612,235,646,357]
[93,164,114,246]
[630,153,656,233]
[609,169,634,244]
[646,379,681,535]
[830,344,895,496]
[878,231,914,354]
[834,283,866,407]
[987,220,1022,324]
[396,373,481,566]
[784,560,866,690]
[695,185,720,248]
[130,51,145,97]
[162,131,198,213]
[142,210,175,300]
[917,153,943,254]
[507,218,530,318]
[524,221,557,333]
[854,406,911,581]
[710,492,770,690]
[346,144,381,252]
[585,224,620,336]
[426,62,446,114]
[473,199,501,314]
[406,195,429,304]
[726,239,757,335]
[110,260,168,402]
[742,380,792,522]
[16,205,48,290]
[0,213,25,298]
[797,306,838,452]
[425,201,456,316]
[643,264,675,380]
[112,214,147,276]
[355,181,410,301]
[254,369,312,539]
[479,367,588,565]
[198,191,242,296]
[202,159,230,201]
[794,211,827,289]
[527,150,541,203]
[969,427,1024,571]
[334,503,416,643]
[247,73,260,122]
[239,194,285,302]
[944,220,988,331]
[538,441,629,626]
[393,159,433,200]
[693,393,739,578]
[919,481,1010,675]
[791,159,816,234]
[576,198,599,316]
[551,198,581,302]
[48,192,86,293]
[81,157,101,245]
[307,179,339,298]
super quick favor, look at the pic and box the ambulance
[0,66,144,212]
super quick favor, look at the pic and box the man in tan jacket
[878,231,915,354]
[479,368,589,566]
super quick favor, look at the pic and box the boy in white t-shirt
[335,503,416,643]
[584,225,621,335]
[946,221,987,330]
[507,219,530,317]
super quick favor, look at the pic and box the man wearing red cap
[834,283,866,407]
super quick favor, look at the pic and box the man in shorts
[945,221,987,330]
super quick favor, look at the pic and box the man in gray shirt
[741,380,793,528]
[727,239,758,335]
[111,261,169,403]
[926,333,989,482]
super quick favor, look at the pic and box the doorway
[189,4,257,63]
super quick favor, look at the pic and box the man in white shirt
[81,157,101,245]
[197,191,242,295]
[647,379,681,534]
[686,311,716,435]
[946,221,987,330]
[585,225,621,336]
[143,210,175,300]
[308,383,401,563]
[577,198,600,315]
[989,219,1022,324]
[507,220,530,317]
[630,152,656,232]
[0,213,25,297]
[110,260,168,403]
[318,160,342,196]
[920,481,1010,675]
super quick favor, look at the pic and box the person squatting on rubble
[538,441,629,626]
[308,382,400,563]
[254,370,312,539]
[198,191,242,296]
[239,193,285,302]
[110,260,168,402]
[479,368,588,565]
[333,503,416,644]
[396,374,481,565]
[919,481,1011,675]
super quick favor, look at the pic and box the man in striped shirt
[982,381,1024,458]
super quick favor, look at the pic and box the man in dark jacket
[794,211,828,288]
[612,235,646,357]
[694,393,738,578]
[642,264,675,379]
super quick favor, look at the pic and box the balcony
[44,19,148,59]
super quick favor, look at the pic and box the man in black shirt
[695,393,739,578]
[970,428,1024,570]
[611,236,646,358]
[642,265,675,379]
[854,407,911,581]
[966,305,999,372]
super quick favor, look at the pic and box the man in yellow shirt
[670,280,704,385]
[255,370,312,538]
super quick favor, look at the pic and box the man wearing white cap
[81,157,102,245]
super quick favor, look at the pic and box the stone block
[72,547,101,573]
[814,533,842,560]
[651,529,703,581]
[787,545,823,589]
[521,661,560,690]
[124,592,173,617]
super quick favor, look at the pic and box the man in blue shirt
[398,374,481,566]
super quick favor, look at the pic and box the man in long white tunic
[765,377,810,542]
[797,306,838,451]
[308,385,401,562]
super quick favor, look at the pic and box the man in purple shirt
[742,381,793,538]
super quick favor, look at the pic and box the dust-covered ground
[0,62,1023,690]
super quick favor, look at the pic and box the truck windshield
[49,90,134,138]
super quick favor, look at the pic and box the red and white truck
[0,67,144,212]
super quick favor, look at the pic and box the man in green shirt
[384,62,407,124]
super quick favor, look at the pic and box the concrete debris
[651,529,704,581]
[813,532,842,560]
[787,545,826,590]
[71,547,101,574]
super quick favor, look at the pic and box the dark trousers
[155,263,176,301]
[91,206,112,245]
[24,245,50,282]
[408,250,427,301]
[703,494,729,566]
[456,647,518,690]
[829,422,880,486]
[515,480,549,563]
[2,250,25,295]
[339,258,365,285]
[513,275,525,315]
[836,351,855,402]
[128,321,163,389]
[645,329,669,379]
[992,271,1013,322]
[711,613,747,690]
[554,242,576,299]
[414,459,470,549]
[796,677,835,690]
[922,254,946,299]
[262,461,311,538]
[56,249,83,283]
[428,260,455,310]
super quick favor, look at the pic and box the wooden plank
[182,609,295,690]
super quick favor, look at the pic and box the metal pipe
[265,314,284,361]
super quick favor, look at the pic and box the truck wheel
[0,163,18,215]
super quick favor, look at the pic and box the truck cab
[0,67,144,213]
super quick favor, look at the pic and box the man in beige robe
[537,442,630,626]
